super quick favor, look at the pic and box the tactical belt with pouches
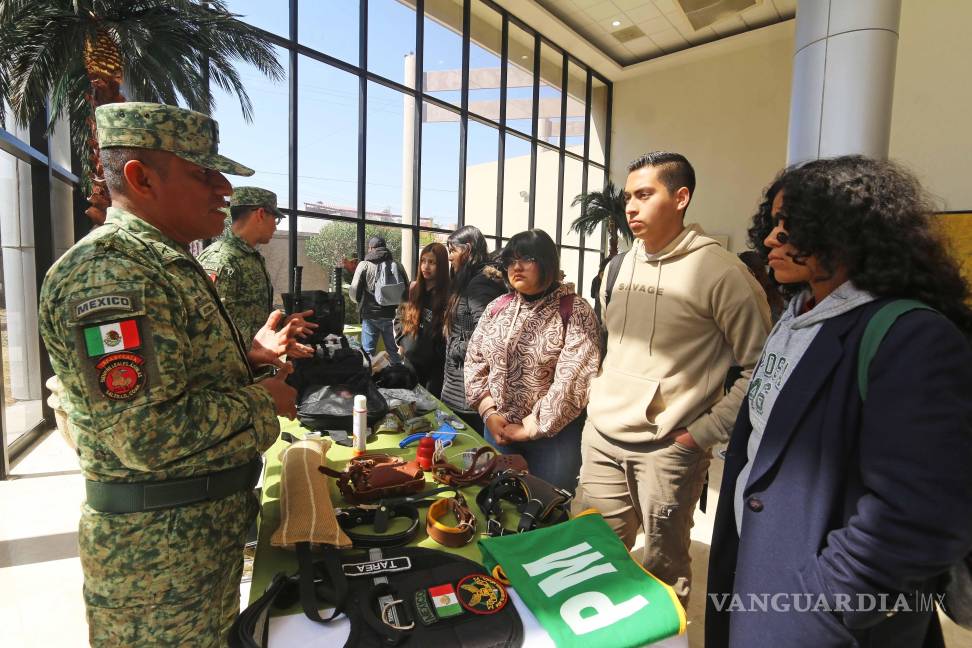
[231,545,523,648]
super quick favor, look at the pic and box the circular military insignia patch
[96,353,145,400]
[456,574,509,615]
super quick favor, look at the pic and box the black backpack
[287,341,388,431]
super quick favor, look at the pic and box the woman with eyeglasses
[706,156,972,648]
[464,229,601,492]
[397,242,450,396]
[440,226,507,433]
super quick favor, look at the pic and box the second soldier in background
[199,187,281,342]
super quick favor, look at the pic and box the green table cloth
[249,405,489,605]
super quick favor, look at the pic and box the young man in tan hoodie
[574,152,771,605]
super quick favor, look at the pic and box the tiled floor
[1,432,969,647]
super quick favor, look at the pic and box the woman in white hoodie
[706,156,972,648]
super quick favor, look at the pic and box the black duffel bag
[287,342,388,431]
[232,545,523,648]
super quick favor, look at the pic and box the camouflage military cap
[230,187,283,218]
[95,102,254,176]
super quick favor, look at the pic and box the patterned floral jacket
[464,283,601,438]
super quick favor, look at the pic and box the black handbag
[288,343,388,431]
[375,363,419,390]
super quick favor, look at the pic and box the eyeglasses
[504,256,538,269]
[275,215,285,225]
[775,231,789,245]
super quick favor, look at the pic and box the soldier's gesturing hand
[249,309,314,367]
[284,309,318,338]
[258,363,298,419]
[282,309,318,359]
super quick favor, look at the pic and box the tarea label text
[342,557,412,577]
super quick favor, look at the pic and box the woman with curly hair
[397,242,450,395]
[706,156,972,648]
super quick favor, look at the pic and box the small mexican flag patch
[428,583,462,618]
[84,320,141,357]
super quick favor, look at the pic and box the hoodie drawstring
[618,249,638,344]
[647,261,661,355]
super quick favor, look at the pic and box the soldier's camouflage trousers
[80,489,259,647]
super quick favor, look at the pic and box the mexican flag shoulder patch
[84,319,141,357]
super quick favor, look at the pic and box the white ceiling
[535,0,796,66]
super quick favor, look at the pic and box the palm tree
[570,181,633,257]
[0,0,284,224]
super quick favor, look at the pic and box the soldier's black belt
[85,457,263,514]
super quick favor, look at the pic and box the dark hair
[100,147,170,195]
[627,151,696,207]
[737,250,784,318]
[401,242,450,337]
[500,229,559,293]
[443,226,492,335]
[230,205,257,222]
[747,155,972,333]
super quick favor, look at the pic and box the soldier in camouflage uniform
[39,102,301,647]
[198,187,281,342]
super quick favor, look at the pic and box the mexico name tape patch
[96,352,145,400]
[84,319,141,357]
[74,295,133,319]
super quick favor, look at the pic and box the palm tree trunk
[83,27,125,225]
[609,226,619,257]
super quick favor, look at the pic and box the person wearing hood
[706,156,972,648]
[464,229,601,491]
[350,235,409,365]
[574,152,772,606]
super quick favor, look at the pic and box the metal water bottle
[352,394,368,456]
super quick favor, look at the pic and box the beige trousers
[573,418,710,603]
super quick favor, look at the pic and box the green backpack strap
[858,299,934,401]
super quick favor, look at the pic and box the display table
[249,407,487,601]
[247,404,687,647]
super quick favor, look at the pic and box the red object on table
[416,436,436,470]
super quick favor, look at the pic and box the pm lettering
[522,542,649,635]
[75,295,133,319]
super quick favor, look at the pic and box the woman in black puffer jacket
[440,226,507,434]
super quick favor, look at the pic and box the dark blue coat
[706,300,972,648]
